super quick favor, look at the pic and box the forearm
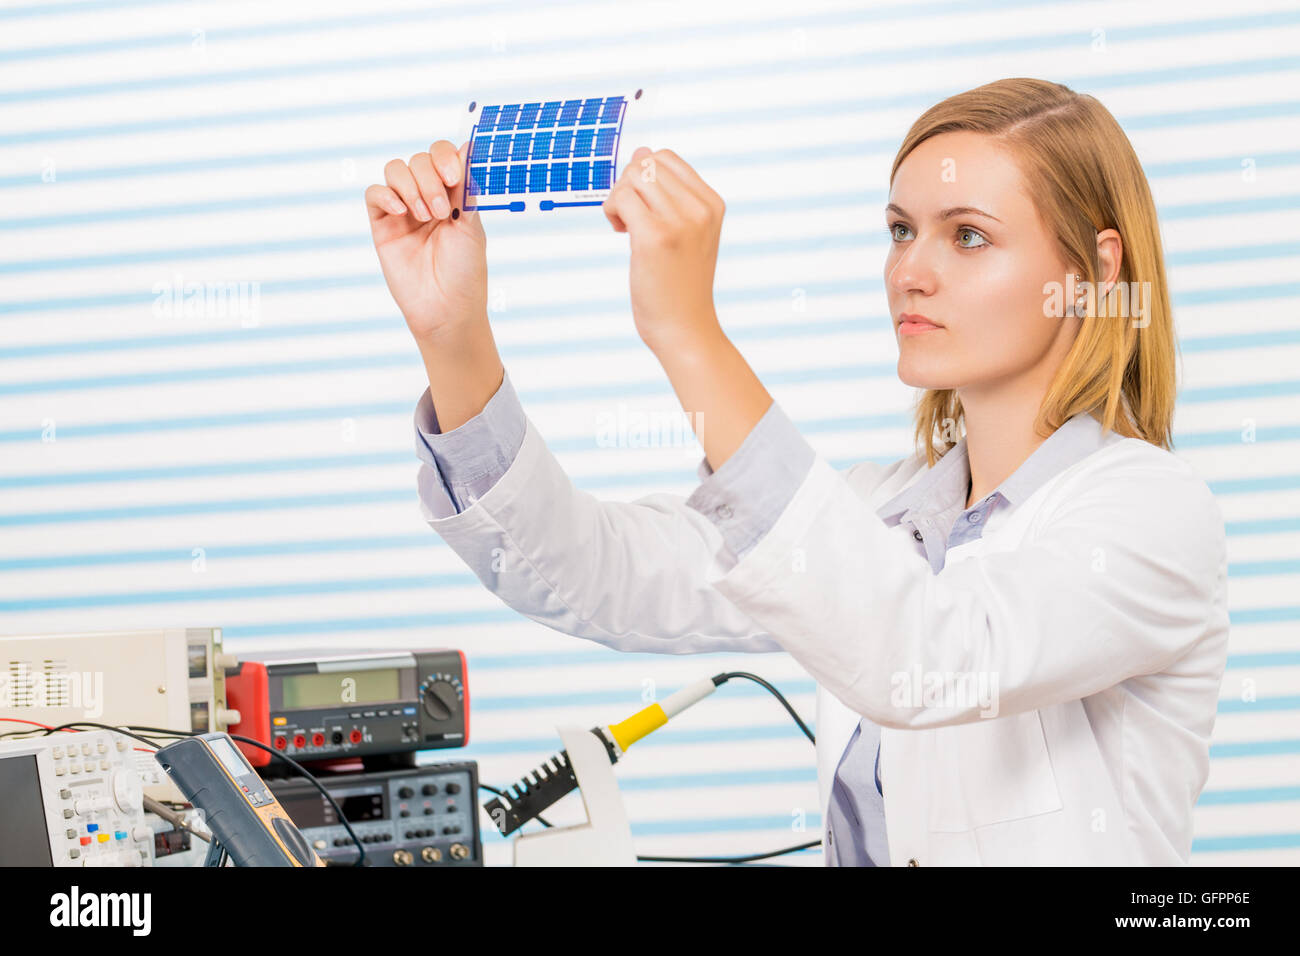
[651,318,774,473]
[416,319,505,433]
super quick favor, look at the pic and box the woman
[364,77,1229,866]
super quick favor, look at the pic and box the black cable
[637,839,822,865]
[637,672,820,865]
[713,671,816,744]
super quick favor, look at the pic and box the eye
[888,221,912,242]
[956,226,989,249]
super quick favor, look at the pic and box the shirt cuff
[413,367,526,514]
[684,399,816,560]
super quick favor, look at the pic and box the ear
[1095,228,1123,297]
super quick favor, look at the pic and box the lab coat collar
[876,408,1109,524]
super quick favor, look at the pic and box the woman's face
[883,130,1080,397]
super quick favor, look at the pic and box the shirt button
[715,503,733,519]
[967,511,982,523]
[907,857,919,866]
[912,529,923,541]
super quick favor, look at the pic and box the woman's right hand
[365,140,487,345]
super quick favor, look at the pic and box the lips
[898,312,942,329]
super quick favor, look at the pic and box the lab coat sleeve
[414,367,527,517]
[414,383,786,655]
[704,448,1229,729]
[685,398,817,561]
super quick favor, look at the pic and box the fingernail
[443,164,460,186]
[414,199,432,221]
[388,199,407,215]
[432,196,450,219]
[451,207,460,221]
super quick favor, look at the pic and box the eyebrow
[885,202,1002,223]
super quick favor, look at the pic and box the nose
[885,233,939,298]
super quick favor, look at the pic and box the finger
[364,184,407,221]
[620,147,682,219]
[410,152,452,220]
[647,148,721,214]
[428,141,465,217]
[385,159,432,222]
[603,175,653,235]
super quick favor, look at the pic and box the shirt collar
[877,410,1108,522]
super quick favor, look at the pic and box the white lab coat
[418,410,1230,866]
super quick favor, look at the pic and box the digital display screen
[208,735,252,780]
[279,670,400,709]
[274,787,384,828]
[0,755,54,866]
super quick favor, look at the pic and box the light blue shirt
[414,369,1110,865]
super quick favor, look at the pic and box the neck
[957,381,1053,510]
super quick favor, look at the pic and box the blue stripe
[1195,786,1300,806]
[0,0,1040,61]
[7,222,1300,278]
[4,303,1300,394]
[1192,832,1300,852]
[5,181,1300,236]
[8,520,1297,576]
[5,411,1299,490]
[2,302,1298,365]
[1210,738,1300,757]
[3,460,1300,528]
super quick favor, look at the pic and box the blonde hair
[890,77,1178,466]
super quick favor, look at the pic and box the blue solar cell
[579,98,603,124]
[557,99,582,125]
[570,161,590,190]
[470,137,493,163]
[529,164,549,192]
[488,167,508,195]
[537,101,562,127]
[508,164,529,194]
[497,103,521,130]
[490,135,512,162]
[551,129,573,159]
[517,102,542,128]
[592,160,612,189]
[549,163,569,191]
[599,96,625,123]
[480,104,501,131]
[594,127,617,156]
[573,128,594,158]
[531,130,553,160]
[467,166,487,197]
[511,134,532,162]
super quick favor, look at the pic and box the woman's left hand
[603,147,726,356]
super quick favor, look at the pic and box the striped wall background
[2,0,1297,866]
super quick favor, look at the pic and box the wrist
[645,315,728,369]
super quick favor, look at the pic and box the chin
[896,359,960,391]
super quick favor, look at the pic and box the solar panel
[460,87,647,213]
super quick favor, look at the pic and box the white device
[0,729,154,867]
[512,725,636,867]
[0,627,240,801]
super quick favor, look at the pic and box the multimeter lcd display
[279,670,401,709]
[209,735,252,779]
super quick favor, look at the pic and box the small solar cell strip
[465,95,628,207]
